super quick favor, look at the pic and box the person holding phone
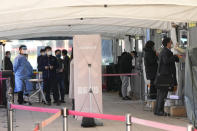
[40,46,60,106]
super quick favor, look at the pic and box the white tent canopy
[0,24,145,39]
[1,0,197,39]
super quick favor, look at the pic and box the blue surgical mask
[56,54,61,58]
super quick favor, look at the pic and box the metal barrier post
[7,102,13,131]
[126,114,131,131]
[38,122,43,131]
[187,124,194,131]
[62,107,68,131]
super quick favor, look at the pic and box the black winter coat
[40,55,58,79]
[4,56,13,71]
[37,55,45,71]
[119,52,133,74]
[158,47,179,86]
[56,57,64,77]
[63,55,70,80]
[144,47,158,80]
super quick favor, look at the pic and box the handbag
[154,57,174,90]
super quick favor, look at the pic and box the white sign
[73,35,103,114]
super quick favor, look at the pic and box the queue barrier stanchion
[39,122,43,131]
[33,124,39,131]
[126,114,131,131]
[187,124,194,131]
[8,102,13,131]
[62,107,68,131]
[10,104,189,131]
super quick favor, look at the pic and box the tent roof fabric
[0,0,197,39]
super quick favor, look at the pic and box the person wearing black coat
[144,41,158,99]
[4,51,13,71]
[4,51,14,101]
[55,49,65,103]
[40,46,60,106]
[119,51,134,100]
[154,37,180,116]
[37,49,45,71]
[62,49,70,94]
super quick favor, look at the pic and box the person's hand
[50,66,53,69]
[175,43,179,49]
[176,54,183,59]
[173,86,177,92]
[58,69,63,72]
[131,53,135,57]
[156,52,159,56]
[45,66,49,70]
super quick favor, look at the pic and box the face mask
[41,52,45,56]
[7,55,11,58]
[47,51,52,56]
[22,50,28,54]
[56,54,61,58]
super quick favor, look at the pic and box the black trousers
[64,76,69,94]
[18,91,24,104]
[149,79,157,99]
[154,88,168,114]
[43,78,59,102]
[57,74,65,101]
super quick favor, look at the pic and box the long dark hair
[145,40,155,49]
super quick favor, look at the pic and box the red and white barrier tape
[102,73,138,77]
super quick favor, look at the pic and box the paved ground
[0,92,189,131]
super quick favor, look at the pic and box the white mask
[41,52,45,56]
[47,51,52,56]
[22,50,28,54]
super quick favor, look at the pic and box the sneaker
[18,101,23,105]
[47,102,51,106]
[125,96,131,100]
[56,101,61,106]
[122,97,129,100]
[154,112,169,116]
[60,100,66,103]
[18,100,27,105]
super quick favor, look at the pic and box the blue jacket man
[40,46,60,106]
[13,45,32,104]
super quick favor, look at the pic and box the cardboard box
[170,106,186,117]
[144,100,156,111]
[164,106,170,114]
[151,101,156,111]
